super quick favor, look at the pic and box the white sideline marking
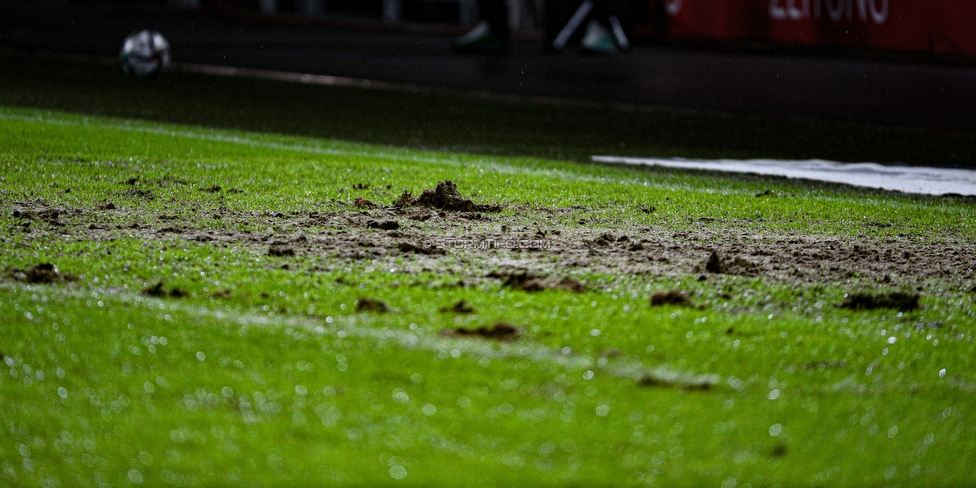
[0,283,719,388]
[0,108,624,185]
[593,156,976,196]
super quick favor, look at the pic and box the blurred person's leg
[453,0,510,54]
[547,0,638,54]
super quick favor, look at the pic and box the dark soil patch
[839,292,920,312]
[12,207,67,226]
[393,181,503,212]
[705,250,722,273]
[7,263,77,284]
[199,185,222,193]
[444,322,521,341]
[637,373,713,391]
[209,289,232,298]
[353,197,377,209]
[368,220,400,231]
[702,250,760,276]
[771,444,788,457]
[501,272,546,292]
[650,290,693,307]
[141,282,188,299]
[268,244,295,257]
[494,271,585,293]
[439,299,476,314]
[356,297,391,313]
[8,199,975,294]
[398,242,445,255]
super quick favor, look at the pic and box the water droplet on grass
[389,465,407,479]
[127,469,144,484]
[392,390,409,403]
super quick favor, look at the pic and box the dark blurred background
[2,0,975,133]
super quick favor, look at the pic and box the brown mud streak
[4,197,974,292]
[443,323,521,341]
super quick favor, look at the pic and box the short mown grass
[1,56,976,487]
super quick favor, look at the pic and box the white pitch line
[593,155,976,196]
[0,282,719,389]
[0,108,648,187]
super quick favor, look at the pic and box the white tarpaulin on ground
[591,156,976,196]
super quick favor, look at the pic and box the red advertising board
[638,0,976,56]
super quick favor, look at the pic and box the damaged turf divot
[393,181,504,213]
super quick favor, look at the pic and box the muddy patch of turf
[398,242,445,255]
[839,292,921,312]
[702,250,761,276]
[440,299,476,314]
[649,290,693,307]
[491,271,585,293]
[353,197,378,209]
[394,181,503,213]
[356,297,391,313]
[6,263,77,284]
[268,244,296,257]
[5,198,975,293]
[444,322,521,341]
[637,373,715,391]
[367,220,400,231]
[141,281,189,298]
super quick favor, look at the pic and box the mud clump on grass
[705,251,722,273]
[142,281,188,299]
[353,197,378,209]
[839,292,920,312]
[356,297,391,313]
[702,250,760,276]
[209,289,232,299]
[268,244,295,257]
[493,271,585,293]
[7,263,77,284]
[650,290,693,307]
[367,220,400,231]
[398,242,445,255]
[499,272,545,292]
[637,373,715,391]
[444,322,520,341]
[439,299,475,314]
[393,181,503,212]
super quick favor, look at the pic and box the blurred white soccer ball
[120,30,171,79]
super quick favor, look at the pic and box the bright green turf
[2,104,976,487]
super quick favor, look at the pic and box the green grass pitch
[1,53,976,487]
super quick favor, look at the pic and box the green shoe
[453,21,509,55]
[579,20,617,55]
